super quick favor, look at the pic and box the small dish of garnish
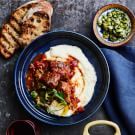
[93,4,135,47]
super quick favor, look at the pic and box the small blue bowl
[14,31,110,126]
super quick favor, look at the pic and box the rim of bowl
[93,4,135,47]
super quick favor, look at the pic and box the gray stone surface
[0,0,135,135]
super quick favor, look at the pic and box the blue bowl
[14,31,110,125]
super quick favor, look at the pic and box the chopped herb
[97,8,131,42]
[52,89,67,105]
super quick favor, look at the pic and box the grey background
[0,0,135,135]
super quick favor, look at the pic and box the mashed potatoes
[45,45,97,116]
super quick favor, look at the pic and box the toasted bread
[0,24,19,58]
[19,0,53,46]
[20,10,51,46]
[0,0,53,58]
[0,1,38,58]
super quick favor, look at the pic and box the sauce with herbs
[26,53,84,115]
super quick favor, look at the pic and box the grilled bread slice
[0,0,53,58]
[0,24,20,58]
[19,0,53,46]
[10,1,39,30]
[0,1,40,58]
[20,11,50,46]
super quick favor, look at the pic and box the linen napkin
[102,46,135,135]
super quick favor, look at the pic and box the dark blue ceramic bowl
[14,31,110,125]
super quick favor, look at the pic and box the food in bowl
[97,8,131,42]
[25,45,97,117]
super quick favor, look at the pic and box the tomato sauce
[26,53,84,112]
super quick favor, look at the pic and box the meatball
[50,61,72,80]
[41,72,60,88]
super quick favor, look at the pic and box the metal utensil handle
[83,120,121,135]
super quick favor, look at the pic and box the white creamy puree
[45,45,97,116]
